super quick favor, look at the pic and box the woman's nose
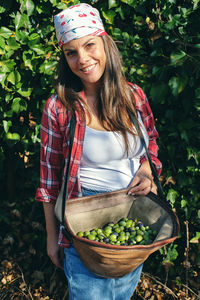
[78,49,89,64]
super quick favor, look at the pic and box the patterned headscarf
[54,3,107,47]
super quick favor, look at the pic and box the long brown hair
[56,35,139,151]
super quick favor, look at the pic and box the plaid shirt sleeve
[132,84,162,175]
[35,95,67,204]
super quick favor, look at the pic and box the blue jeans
[64,187,143,300]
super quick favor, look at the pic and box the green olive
[97,228,103,235]
[109,234,117,242]
[84,231,90,236]
[115,227,121,233]
[119,220,126,227]
[135,235,143,243]
[103,226,112,237]
[90,229,97,236]
[88,234,96,241]
[136,229,144,236]
[77,231,84,237]
[118,235,126,242]
[77,217,157,246]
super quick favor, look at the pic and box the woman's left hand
[128,161,157,196]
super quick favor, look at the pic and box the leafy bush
[0,0,199,289]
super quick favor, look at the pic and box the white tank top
[80,113,149,191]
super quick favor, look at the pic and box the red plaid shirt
[35,84,162,247]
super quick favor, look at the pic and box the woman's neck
[82,80,101,98]
[81,86,106,130]
[82,84,100,108]
[82,89,98,113]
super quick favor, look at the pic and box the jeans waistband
[81,186,113,197]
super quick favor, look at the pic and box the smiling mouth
[81,64,96,73]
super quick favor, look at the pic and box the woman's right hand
[43,202,64,269]
[47,233,64,269]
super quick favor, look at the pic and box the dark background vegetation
[0,0,199,299]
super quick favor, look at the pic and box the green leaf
[0,36,5,49]
[0,73,7,88]
[29,45,45,55]
[167,189,178,205]
[7,71,15,85]
[17,87,33,97]
[29,33,40,41]
[150,83,168,103]
[0,59,16,73]
[167,245,178,261]
[7,71,21,85]
[168,76,187,96]
[122,32,130,41]
[15,12,27,30]
[190,232,200,243]
[15,29,29,44]
[22,51,33,70]
[170,50,186,64]
[5,93,13,102]
[108,0,118,9]
[193,0,200,10]
[3,109,14,118]
[6,132,20,141]
[102,10,116,24]
[0,0,12,13]
[11,98,27,113]
[193,43,200,49]
[3,120,12,133]
[6,37,20,50]
[162,244,179,264]
[56,3,69,10]
[39,61,57,75]
[115,6,125,19]
[0,27,13,38]
[23,0,35,16]
[113,28,122,39]
[11,98,22,113]
[28,34,40,47]
[181,199,187,208]
[0,5,6,14]
[195,87,200,99]
[120,0,134,5]
[0,48,5,55]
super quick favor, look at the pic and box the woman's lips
[81,64,96,73]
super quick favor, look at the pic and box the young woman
[36,3,162,299]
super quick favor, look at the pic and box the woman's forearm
[43,202,64,268]
[43,202,58,236]
[136,160,153,180]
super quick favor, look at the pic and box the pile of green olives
[76,217,157,246]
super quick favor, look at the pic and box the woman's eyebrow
[83,37,95,45]
[63,47,75,52]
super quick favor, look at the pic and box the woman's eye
[66,51,76,57]
[87,43,95,48]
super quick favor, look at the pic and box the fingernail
[128,191,135,195]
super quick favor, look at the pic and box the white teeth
[82,65,94,72]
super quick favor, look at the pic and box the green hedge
[0,0,199,282]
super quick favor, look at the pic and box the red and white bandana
[54,3,107,48]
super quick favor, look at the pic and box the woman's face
[63,36,106,89]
